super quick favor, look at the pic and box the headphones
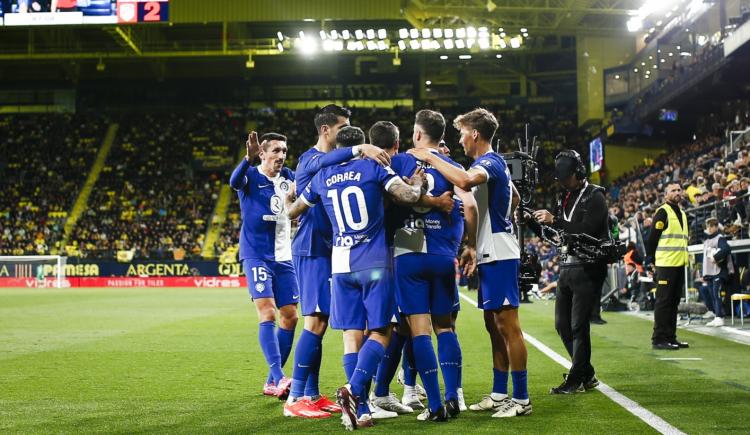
[555,149,587,180]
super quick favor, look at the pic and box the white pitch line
[457,291,685,435]
[658,358,703,361]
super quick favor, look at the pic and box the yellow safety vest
[654,203,689,267]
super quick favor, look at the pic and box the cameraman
[528,150,609,394]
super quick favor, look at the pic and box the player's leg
[430,256,462,414]
[371,314,412,415]
[450,309,466,411]
[245,259,285,393]
[273,261,299,371]
[488,261,531,418]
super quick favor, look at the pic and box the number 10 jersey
[301,158,400,274]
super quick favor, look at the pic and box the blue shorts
[395,253,459,316]
[477,259,520,310]
[243,259,299,308]
[330,267,395,331]
[293,255,332,316]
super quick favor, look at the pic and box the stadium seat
[730,293,750,326]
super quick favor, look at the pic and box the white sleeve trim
[384,175,400,192]
[300,193,315,207]
[473,165,490,180]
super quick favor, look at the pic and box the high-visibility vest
[654,203,689,267]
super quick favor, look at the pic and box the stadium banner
[0,260,245,278]
[0,276,247,288]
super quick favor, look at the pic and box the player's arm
[229,131,261,190]
[386,172,423,205]
[407,148,487,190]
[511,182,520,215]
[285,183,313,220]
[456,185,478,276]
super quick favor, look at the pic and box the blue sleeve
[375,163,400,189]
[317,147,355,170]
[229,159,251,190]
[714,236,731,262]
[471,156,502,180]
[301,172,322,205]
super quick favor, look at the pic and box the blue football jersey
[470,151,519,263]
[301,158,400,274]
[390,151,464,258]
[292,146,356,257]
[233,164,295,262]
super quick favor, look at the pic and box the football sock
[374,331,405,397]
[289,329,320,400]
[258,321,284,384]
[402,336,417,386]
[412,335,442,413]
[493,368,509,396]
[349,340,385,418]
[437,331,461,401]
[277,326,295,368]
[343,352,358,381]
[304,334,323,398]
[511,370,529,402]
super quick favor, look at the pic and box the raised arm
[407,148,487,191]
[229,131,261,190]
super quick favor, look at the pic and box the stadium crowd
[0,113,108,256]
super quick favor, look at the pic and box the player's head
[437,140,450,156]
[315,104,351,146]
[368,121,400,155]
[336,126,366,148]
[453,108,498,157]
[258,132,287,174]
[413,109,445,147]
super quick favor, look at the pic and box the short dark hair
[260,132,287,150]
[314,104,352,134]
[368,121,399,150]
[415,109,445,143]
[336,126,366,148]
[453,108,499,142]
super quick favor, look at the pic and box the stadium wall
[604,144,665,181]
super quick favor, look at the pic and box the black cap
[554,156,577,180]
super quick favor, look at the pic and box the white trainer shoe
[401,387,425,410]
[468,395,505,411]
[491,399,532,418]
[371,393,413,414]
[706,317,724,327]
[702,310,716,319]
[369,402,398,419]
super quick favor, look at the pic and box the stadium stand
[0,113,108,256]
[69,109,244,260]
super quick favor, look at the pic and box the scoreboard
[0,0,169,26]
[117,1,169,24]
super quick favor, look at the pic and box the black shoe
[670,341,689,348]
[445,399,460,418]
[417,405,449,422]
[590,318,607,325]
[550,374,584,394]
[583,374,599,390]
[652,342,679,350]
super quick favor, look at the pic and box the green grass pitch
[1,287,749,433]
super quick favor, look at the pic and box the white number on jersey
[327,186,370,232]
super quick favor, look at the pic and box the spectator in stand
[702,217,734,327]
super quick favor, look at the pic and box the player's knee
[258,307,276,322]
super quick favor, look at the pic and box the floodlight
[366,29,375,40]
[378,29,387,39]
[398,40,407,50]
[422,28,431,38]
[443,39,454,49]
[399,28,409,39]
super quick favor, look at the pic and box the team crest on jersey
[255,283,265,292]
[270,195,283,214]
[481,159,492,167]
[279,180,291,193]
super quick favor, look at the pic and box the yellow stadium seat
[730,294,750,326]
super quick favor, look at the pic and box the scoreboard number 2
[143,2,161,21]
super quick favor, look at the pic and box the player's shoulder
[391,152,416,174]
[472,152,506,173]
[433,152,462,168]
[281,167,295,180]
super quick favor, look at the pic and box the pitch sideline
[457,291,686,435]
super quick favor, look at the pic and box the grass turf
[1,287,748,433]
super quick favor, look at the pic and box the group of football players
[229,104,531,430]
